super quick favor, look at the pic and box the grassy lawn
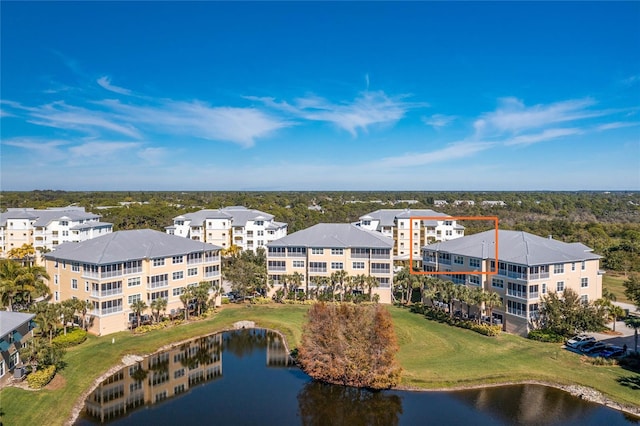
[603,273,632,304]
[1,303,639,425]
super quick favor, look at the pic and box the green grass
[603,273,632,304]
[1,304,638,426]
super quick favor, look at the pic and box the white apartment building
[266,223,394,303]
[0,207,113,258]
[43,229,222,335]
[422,230,603,336]
[166,206,287,253]
[355,209,464,267]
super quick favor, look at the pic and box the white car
[566,334,595,349]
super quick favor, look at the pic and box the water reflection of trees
[297,382,403,426]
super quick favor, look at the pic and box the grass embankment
[603,273,633,304]
[2,304,639,426]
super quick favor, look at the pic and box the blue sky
[1,1,639,191]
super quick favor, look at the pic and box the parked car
[582,342,609,355]
[598,346,625,359]
[566,334,595,349]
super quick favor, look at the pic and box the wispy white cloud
[504,128,582,146]
[622,74,640,86]
[596,121,640,131]
[422,114,456,129]
[67,141,141,158]
[373,141,495,168]
[247,90,422,136]
[0,109,12,118]
[97,76,132,95]
[474,97,603,137]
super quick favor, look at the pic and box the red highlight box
[409,216,499,276]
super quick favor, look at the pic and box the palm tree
[365,275,379,301]
[393,267,411,304]
[74,299,93,330]
[150,299,163,323]
[290,272,304,300]
[0,259,22,311]
[624,317,640,353]
[608,304,626,332]
[33,302,61,343]
[17,263,50,304]
[60,299,77,335]
[130,299,148,328]
[331,270,349,302]
[481,291,503,325]
[194,281,211,315]
[602,287,617,303]
[180,288,193,321]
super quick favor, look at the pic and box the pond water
[76,329,638,425]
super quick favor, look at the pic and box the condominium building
[355,209,464,267]
[0,311,35,385]
[422,230,603,336]
[266,223,394,303]
[166,206,287,253]
[43,229,222,336]
[0,207,112,258]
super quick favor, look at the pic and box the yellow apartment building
[266,223,394,303]
[422,230,603,336]
[43,229,222,336]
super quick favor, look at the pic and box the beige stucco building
[266,223,394,303]
[355,209,464,268]
[422,230,603,336]
[166,206,287,253]
[0,207,112,260]
[43,229,222,336]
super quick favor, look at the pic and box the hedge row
[413,304,502,337]
[27,365,56,389]
[527,329,565,343]
[52,328,88,348]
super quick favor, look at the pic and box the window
[55,291,59,301]
[268,261,286,271]
[173,287,185,296]
[311,248,324,255]
[85,281,89,292]
[445,230,452,236]
[128,294,141,305]
[331,262,344,270]
[71,279,78,290]
[553,264,564,274]
[556,281,565,292]
[62,230,69,237]
[468,275,481,285]
[173,271,184,280]
[153,258,165,267]
[172,255,184,264]
[353,261,365,270]
[149,274,169,288]
[581,261,586,271]
[257,230,264,236]
[292,260,304,268]
[580,295,588,304]
[128,277,141,287]
[255,220,264,226]
[331,248,344,255]
[371,263,390,273]
[542,283,547,294]
[71,263,80,272]
[581,277,589,288]
[469,258,481,268]
[444,220,453,226]
[453,256,464,265]
[187,267,198,276]
[492,278,504,289]
[60,221,69,226]
[101,299,123,314]
[309,262,327,272]
[150,290,169,301]
[571,262,576,271]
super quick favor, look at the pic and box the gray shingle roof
[267,223,393,248]
[44,229,221,264]
[0,207,103,227]
[173,206,278,228]
[0,311,35,337]
[424,230,601,266]
[70,221,113,231]
[359,209,451,228]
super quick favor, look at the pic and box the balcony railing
[351,253,369,259]
[83,271,100,279]
[287,252,306,257]
[268,252,286,257]
[371,268,390,274]
[309,267,327,273]
[529,292,539,299]
[204,255,220,263]
[123,266,142,275]
[204,270,221,278]
[507,290,527,299]
[101,306,123,315]
[528,272,550,280]
[101,270,123,279]
[371,253,390,260]
[268,266,286,272]
[187,258,203,265]
[91,288,123,298]
[438,259,452,265]
[148,280,169,290]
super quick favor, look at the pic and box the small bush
[586,356,618,366]
[221,298,230,305]
[528,329,565,343]
[52,328,88,348]
[27,365,56,389]
[250,297,272,305]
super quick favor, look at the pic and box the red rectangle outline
[409,216,499,275]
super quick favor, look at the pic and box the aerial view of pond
[76,329,638,425]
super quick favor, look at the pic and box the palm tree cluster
[0,259,51,311]
[393,267,502,324]
[273,271,380,303]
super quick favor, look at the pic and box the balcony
[123,266,142,275]
[91,288,123,298]
[268,266,286,272]
[507,290,527,299]
[148,280,169,290]
[371,253,390,260]
[268,252,286,258]
[204,270,220,278]
[309,267,327,273]
[528,272,549,280]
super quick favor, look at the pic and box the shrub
[221,298,230,305]
[52,328,87,348]
[588,356,618,366]
[250,297,272,305]
[528,329,565,343]
[27,365,56,389]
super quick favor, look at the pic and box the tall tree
[60,299,77,335]
[623,274,640,310]
[130,299,148,328]
[0,259,22,311]
[624,317,640,353]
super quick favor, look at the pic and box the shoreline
[64,324,640,425]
